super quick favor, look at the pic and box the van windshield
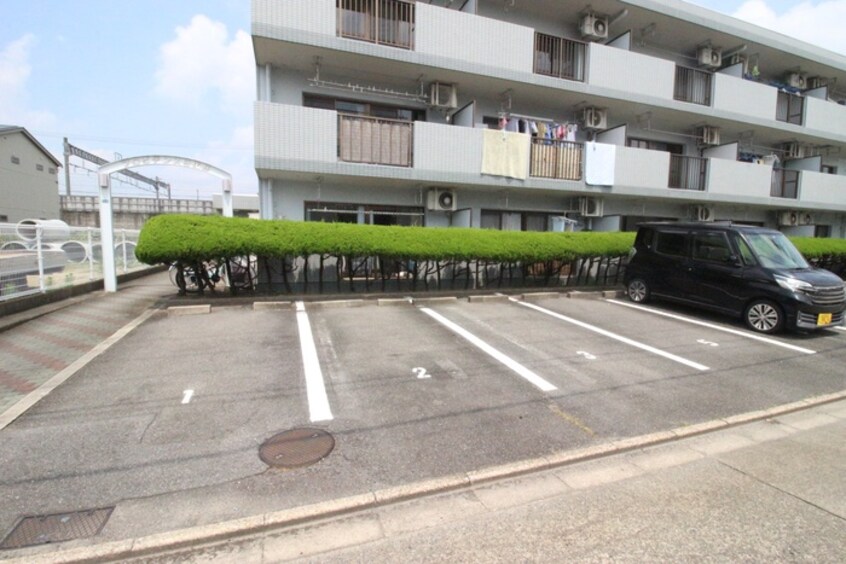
[744,232,809,269]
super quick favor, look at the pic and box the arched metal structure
[98,155,233,292]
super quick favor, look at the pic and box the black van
[624,222,846,333]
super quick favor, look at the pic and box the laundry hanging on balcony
[482,129,530,180]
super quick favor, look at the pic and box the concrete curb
[167,304,211,316]
[13,390,846,563]
[305,299,365,309]
[252,301,292,311]
[467,295,508,303]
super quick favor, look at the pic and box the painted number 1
[412,367,430,379]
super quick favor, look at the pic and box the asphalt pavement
[0,271,843,562]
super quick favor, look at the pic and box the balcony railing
[533,33,586,82]
[674,66,712,106]
[669,155,707,191]
[338,113,413,167]
[336,0,415,50]
[529,139,583,180]
[771,168,800,198]
[776,91,804,125]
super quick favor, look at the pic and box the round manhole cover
[259,428,335,468]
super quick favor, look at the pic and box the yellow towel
[481,129,530,180]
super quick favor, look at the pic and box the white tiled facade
[252,0,846,237]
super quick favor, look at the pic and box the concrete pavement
[0,272,844,562]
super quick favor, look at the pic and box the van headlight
[775,275,813,293]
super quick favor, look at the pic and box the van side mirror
[726,254,742,266]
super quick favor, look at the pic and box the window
[10,155,20,165]
[48,167,57,175]
[0,215,8,222]
[305,202,423,226]
[692,232,732,262]
[655,231,687,257]
[732,234,757,266]
[815,225,831,238]
[36,164,44,171]
[821,165,837,175]
[480,210,562,232]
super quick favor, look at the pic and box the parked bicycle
[168,256,257,294]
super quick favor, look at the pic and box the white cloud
[731,1,846,55]
[0,34,56,128]
[154,14,254,115]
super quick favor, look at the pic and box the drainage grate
[259,428,335,468]
[0,507,114,550]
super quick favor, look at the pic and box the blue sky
[2,1,844,199]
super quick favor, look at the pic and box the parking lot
[1,290,845,547]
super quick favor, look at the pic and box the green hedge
[136,214,846,267]
[135,214,636,264]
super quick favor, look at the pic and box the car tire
[627,278,650,303]
[744,299,784,334]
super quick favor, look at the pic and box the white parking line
[419,307,557,392]
[605,299,816,355]
[295,301,334,422]
[512,299,710,372]
[181,390,194,404]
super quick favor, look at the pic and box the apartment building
[251,0,846,237]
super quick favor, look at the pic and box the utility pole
[63,138,71,196]
[155,176,161,213]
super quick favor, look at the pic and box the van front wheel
[627,278,650,303]
[744,300,784,334]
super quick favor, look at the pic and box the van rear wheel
[627,278,650,303]
[744,300,784,334]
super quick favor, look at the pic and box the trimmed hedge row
[135,214,637,265]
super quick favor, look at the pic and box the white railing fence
[0,220,143,302]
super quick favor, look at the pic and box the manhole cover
[0,507,114,550]
[259,428,334,468]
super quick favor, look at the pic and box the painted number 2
[412,367,430,379]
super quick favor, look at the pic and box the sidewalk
[0,270,173,426]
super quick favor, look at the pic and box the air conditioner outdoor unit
[429,82,458,109]
[578,197,604,217]
[690,205,715,222]
[799,212,815,226]
[785,72,807,90]
[695,126,721,146]
[781,142,804,159]
[697,46,722,69]
[779,210,800,227]
[728,53,748,72]
[427,188,457,212]
[579,14,608,40]
[582,107,607,130]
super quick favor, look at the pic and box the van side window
[692,232,733,263]
[635,228,654,249]
[732,234,757,265]
[654,231,687,257]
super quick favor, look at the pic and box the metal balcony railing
[529,139,583,180]
[337,0,415,50]
[338,113,413,167]
[776,91,804,125]
[674,66,712,106]
[533,33,586,82]
[771,168,800,198]
[669,155,707,191]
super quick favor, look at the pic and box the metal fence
[530,139,583,180]
[336,0,415,50]
[668,155,708,191]
[0,220,143,302]
[534,33,586,82]
[771,169,800,199]
[338,113,413,167]
[674,66,712,106]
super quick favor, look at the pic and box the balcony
[804,96,846,138]
[669,155,707,191]
[776,91,804,125]
[771,168,800,199]
[799,170,845,206]
[706,158,773,199]
[533,33,586,82]
[338,114,413,167]
[529,139,583,180]
[587,43,675,102]
[674,66,712,106]
[336,0,415,50]
[712,73,778,122]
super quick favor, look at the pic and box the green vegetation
[790,237,846,259]
[136,214,636,265]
